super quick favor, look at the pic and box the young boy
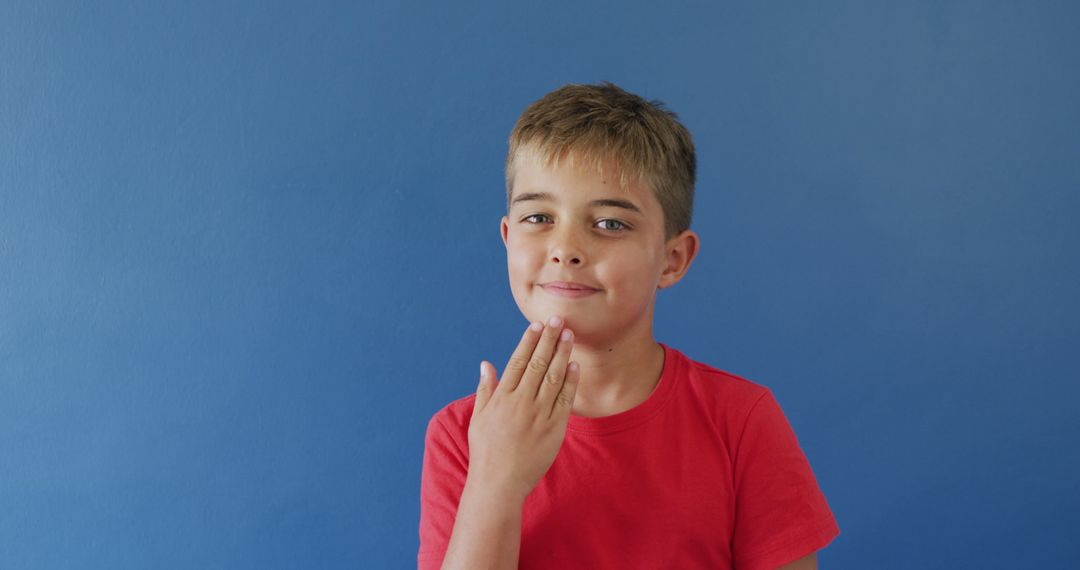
[418,82,839,569]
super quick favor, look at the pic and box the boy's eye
[520,215,629,232]
[595,219,628,232]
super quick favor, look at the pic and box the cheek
[506,244,541,292]
[608,248,653,278]
[600,253,661,298]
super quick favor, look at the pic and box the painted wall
[2,1,1077,567]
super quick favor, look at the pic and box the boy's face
[501,151,683,345]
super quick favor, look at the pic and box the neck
[567,317,665,418]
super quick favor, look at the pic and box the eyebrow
[509,192,643,215]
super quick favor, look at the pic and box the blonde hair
[505,81,696,240]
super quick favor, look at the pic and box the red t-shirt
[418,343,839,569]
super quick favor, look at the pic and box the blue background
[2,1,1077,568]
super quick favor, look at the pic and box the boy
[418,82,839,569]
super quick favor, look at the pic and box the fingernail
[561,328,573,341]
[548,315,563,327]
[529,321,543,332]
[479,362,486,376]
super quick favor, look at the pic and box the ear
[500,216,510,249]
[658,229,700,290]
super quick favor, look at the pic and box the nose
[549,224,586,266]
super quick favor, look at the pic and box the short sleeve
[731,390,840,570]
[417,411,469,570]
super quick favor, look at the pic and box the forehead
[509,148,656,211]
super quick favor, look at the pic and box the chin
[519,289,598,331]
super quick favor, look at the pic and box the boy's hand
[467,316,580,501]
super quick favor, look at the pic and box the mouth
[540,282,601,299]
[541,281,600,291]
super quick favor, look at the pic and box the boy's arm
[777,552,817,569]
[732,389,838,569]
[439,477,526,570]
[437,319,580,570]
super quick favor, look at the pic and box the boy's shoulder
[426,392,479,437]
[666,343,772,396]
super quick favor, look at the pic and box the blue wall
[2,1,1077,568]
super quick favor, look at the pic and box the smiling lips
[540,281,600,299]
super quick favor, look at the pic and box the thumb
[473,361,496,414]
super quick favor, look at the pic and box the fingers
[549,361,580,421]
[476,317,579,426]
[533,325,573,403]
[515,316,567,398]
[498,320,545,392]
[473,361,495,414]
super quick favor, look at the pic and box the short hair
[505,81,696,240]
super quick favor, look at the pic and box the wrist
[462,472,532,505]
